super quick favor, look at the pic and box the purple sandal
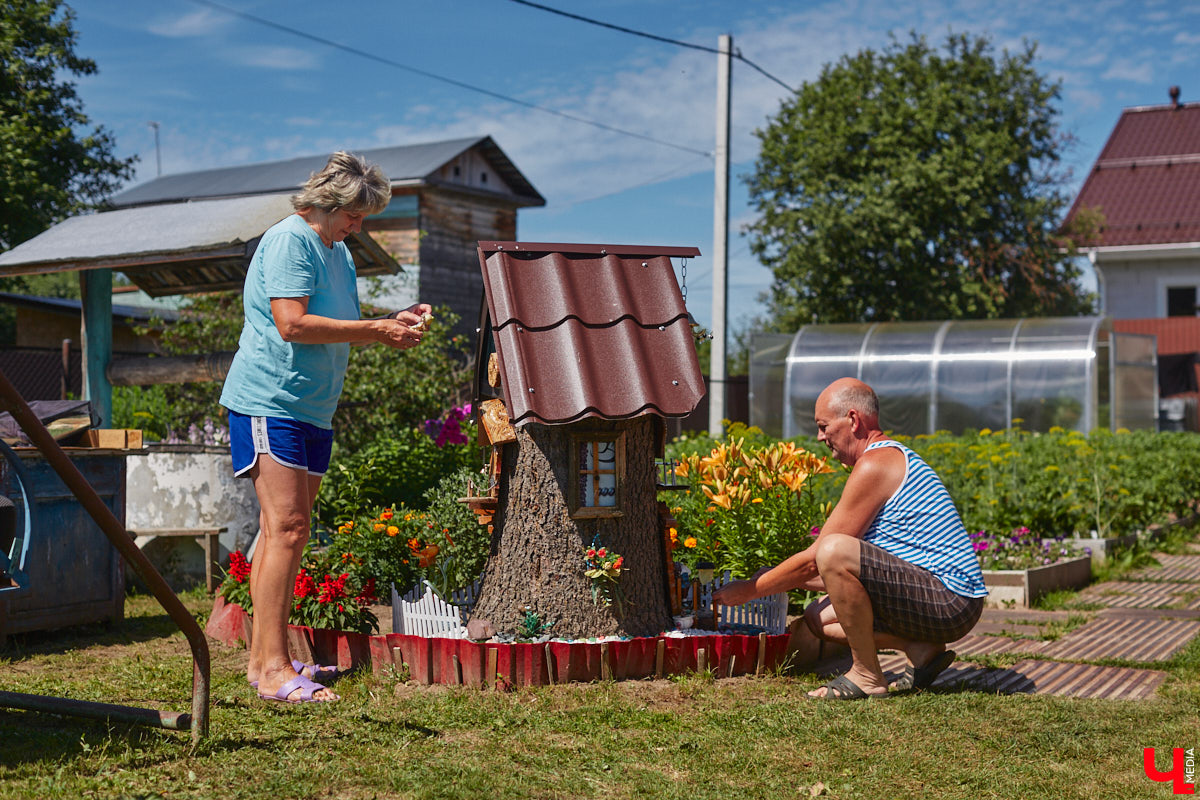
[258,675,338,704]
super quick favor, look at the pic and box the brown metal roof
[477,242,705,426]
[1065,102,1200,247]
[1113,317,1200,354]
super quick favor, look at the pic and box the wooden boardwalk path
[815,550,1200,700]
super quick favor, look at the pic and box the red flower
[294,569,316,599]
[317,573,350,605]
[228,551,252,582]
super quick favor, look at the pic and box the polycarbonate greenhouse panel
[759,316,1155,437]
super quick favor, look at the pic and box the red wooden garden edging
[205,597,792,687]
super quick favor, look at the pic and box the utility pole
[148,121,162,177]
[708,34,732,437]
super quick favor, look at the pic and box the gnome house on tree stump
[465,242,705,639]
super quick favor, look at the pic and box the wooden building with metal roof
[0,136,544,422]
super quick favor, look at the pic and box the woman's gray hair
[291,151,390,215]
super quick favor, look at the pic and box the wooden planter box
[1058,533,1139,565]
[982,555,1091,608]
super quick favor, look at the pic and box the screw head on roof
[601,249,606,255]
[658,325,665,331]
[672,380,679,386]
[528,387,535,393]
[642,262,648,267]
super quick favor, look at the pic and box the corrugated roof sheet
[1065,102,1200,247]
[478,242,705,426]
[1113,317,1200,354]
[110,136,544,208]
[0,195,398,296]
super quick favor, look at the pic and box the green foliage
[333,305,474,453]
[746,31,1095,329]
[419,465,492,593]
[0,0,136,253]
[900,426,1200,537]
[315,425,483,530]
[136,291,242,437]
[110,384,173,441]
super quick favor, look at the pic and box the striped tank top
[863,440,988,598]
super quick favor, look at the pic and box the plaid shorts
[858,540,984,643]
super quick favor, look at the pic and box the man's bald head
[819,378,880,424]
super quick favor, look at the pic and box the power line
[504,0,796,94]
[181,0,711,158]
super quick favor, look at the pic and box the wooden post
[451,654,462,686]
[728,655,736,678]
[756,632,768,676]
[79,269,113,427]
[486,648,498,691]
[697,647,707,675]
[655,639,665,679]
[600,642,611,682]
[545,644,555,686]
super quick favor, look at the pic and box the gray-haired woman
[220,151,431,703]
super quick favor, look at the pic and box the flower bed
[204,597,794,686]
[981,556,1092,608]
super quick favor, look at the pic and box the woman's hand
[375,303,434,349]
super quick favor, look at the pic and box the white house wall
[1099,254,1200,318]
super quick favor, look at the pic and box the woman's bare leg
[246,455,336,702]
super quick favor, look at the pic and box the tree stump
[471,417,672,638]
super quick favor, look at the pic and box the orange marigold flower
[408,537,421,552]
[380,510,394,520]
[684,537,698,548]
[386,525,399,536]
[374,523,385,532]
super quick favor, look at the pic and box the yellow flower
[752,497,763,504]
[386,525,399,536]
[684,537,697,548]
[374,523,385,531]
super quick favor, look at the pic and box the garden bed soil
[982,555,1092,608]
[205,597,812,687]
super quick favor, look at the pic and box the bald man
[713,378,987,699]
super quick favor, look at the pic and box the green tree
[746,32,1095,329]
[0,0,135,251]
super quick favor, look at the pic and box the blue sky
[70,0,1199,331]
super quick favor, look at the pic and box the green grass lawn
[1,585,1198,799]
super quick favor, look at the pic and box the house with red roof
[1064,86,1200,426]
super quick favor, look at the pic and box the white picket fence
[687,569,789,634]
[391,580,469,638]
[390,570,788,638]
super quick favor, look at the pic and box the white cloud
[234,46,320,71]
[1174,31,1200,46]
[147,9,228,38]
[1101,58,1154,83]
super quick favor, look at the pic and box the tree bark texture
[471,417,672,638]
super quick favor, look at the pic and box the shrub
[316,423,483,529]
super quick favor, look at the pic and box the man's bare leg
[806,534,888,698]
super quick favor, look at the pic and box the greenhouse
[749,317,1157,438]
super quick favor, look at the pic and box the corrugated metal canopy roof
[110,136,544,208]
[0,194,399,296]
[478,241,705,426]
[1065,102,1200,248]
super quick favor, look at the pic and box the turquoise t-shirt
[219,214,361,429]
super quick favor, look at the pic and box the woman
[220,151,430,704]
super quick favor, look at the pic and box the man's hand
[712,579,758,607]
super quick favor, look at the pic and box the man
[713,378,987,699]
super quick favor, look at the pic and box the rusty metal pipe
[0,367,209,742]
[0,691,192,731]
